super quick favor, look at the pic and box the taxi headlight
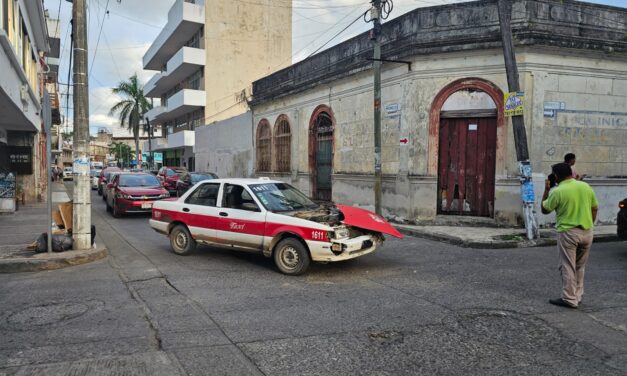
[333,227,350,240]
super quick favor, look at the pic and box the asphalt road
[1,184,626,375]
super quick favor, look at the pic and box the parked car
[176,172,219,197]
[90,170,99,190]
[157,166,187,195]
[149,178,402,275]
[102,171,122,202]
[98,167,121,195]
[618,198,627,241]
[63,167,73,181]
[106,173,170,217]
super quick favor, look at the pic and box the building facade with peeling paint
[201,0,627,226]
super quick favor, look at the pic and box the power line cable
[198,2,371,123]
[307,9,368,58]
[102,32,123,80]
[89,0,110,77]
[65,33,74,133]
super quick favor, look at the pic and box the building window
[256,120,271,172]
[274,115,291,173]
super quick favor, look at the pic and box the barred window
[274,116,291,173]
[256,120,272,172]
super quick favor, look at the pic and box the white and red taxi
[149,178,402,275]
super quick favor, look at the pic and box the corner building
[249,0,627,226]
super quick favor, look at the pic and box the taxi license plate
[141,202,153,209]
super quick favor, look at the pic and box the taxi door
[179,182,221,243]
[215,183,266,250]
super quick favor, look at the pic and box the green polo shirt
[542,179,598,232]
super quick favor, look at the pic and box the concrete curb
[396,227,620,249]
[0,245,108,273]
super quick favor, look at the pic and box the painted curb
[396,227,620,249]
[0,246,108,273]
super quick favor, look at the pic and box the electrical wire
[306,10,369,58]
[88,0,110,77]
[64,36,73,134]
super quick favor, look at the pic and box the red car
[157,166,187,195]
[97,166,121,195]
[106,173,170,217]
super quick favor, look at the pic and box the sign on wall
[8,146,32,174]
[504,92,525,117]
[0,171,16,198]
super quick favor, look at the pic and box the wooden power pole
[497,0,538,239]
[72,0,92,249]
[372,0,383,216]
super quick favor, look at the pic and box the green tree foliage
[109,74,152,163]
[111,142,135,168]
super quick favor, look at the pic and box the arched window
[256,120,272,172]
[274,115,291,173]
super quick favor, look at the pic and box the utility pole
[370,0,383,216]
[146,117,153,170]
[497,0,538,239]
[71,0,92,249]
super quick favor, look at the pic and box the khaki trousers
[557,228,593,306]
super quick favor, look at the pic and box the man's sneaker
[549,298,578,309]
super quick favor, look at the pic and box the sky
[45,0,627,137]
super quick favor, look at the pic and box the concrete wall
[194,111,254,178]
[251,48,627,225]
[203,0,292,123]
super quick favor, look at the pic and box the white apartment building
[143,0,292,171]
[143,0,205,169]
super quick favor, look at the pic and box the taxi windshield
[119,174,160,187]
[250,183,318,212]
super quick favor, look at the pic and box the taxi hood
[336,204,403,239]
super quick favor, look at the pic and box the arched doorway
[309,106,335,201]
[429,78,505,218]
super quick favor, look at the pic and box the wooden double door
[437,117,497,217]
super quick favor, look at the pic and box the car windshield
[191,173,216,183]
[118,174,160,187]
[90,170,98,177]
[250,183,318,212]
[167,168,186,177]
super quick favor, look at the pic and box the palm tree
[109,74,152,166]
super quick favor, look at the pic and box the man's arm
[541,179,552,215]
[591,206,598,222]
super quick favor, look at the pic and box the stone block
[612,79,627,97]
[598,95,626,113]
[558,75,587,93]
[564,93,600,111]
[585,77,612,95]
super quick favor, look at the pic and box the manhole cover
[5,300,103,328]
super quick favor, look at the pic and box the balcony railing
[142,0,204,71]
[144,47,205,97]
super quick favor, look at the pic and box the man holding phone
[542,163,598,309]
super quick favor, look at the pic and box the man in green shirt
[542,163,598,309]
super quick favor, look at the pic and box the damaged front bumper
[307,235,381,262]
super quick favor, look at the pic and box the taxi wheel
[170,225,196,256]
[274,238,311,276]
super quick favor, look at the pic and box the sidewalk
[0,181,107,272]
[396,223,619,249]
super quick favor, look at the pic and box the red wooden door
[437,117,496,217]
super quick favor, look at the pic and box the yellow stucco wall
[204,0,292,124]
